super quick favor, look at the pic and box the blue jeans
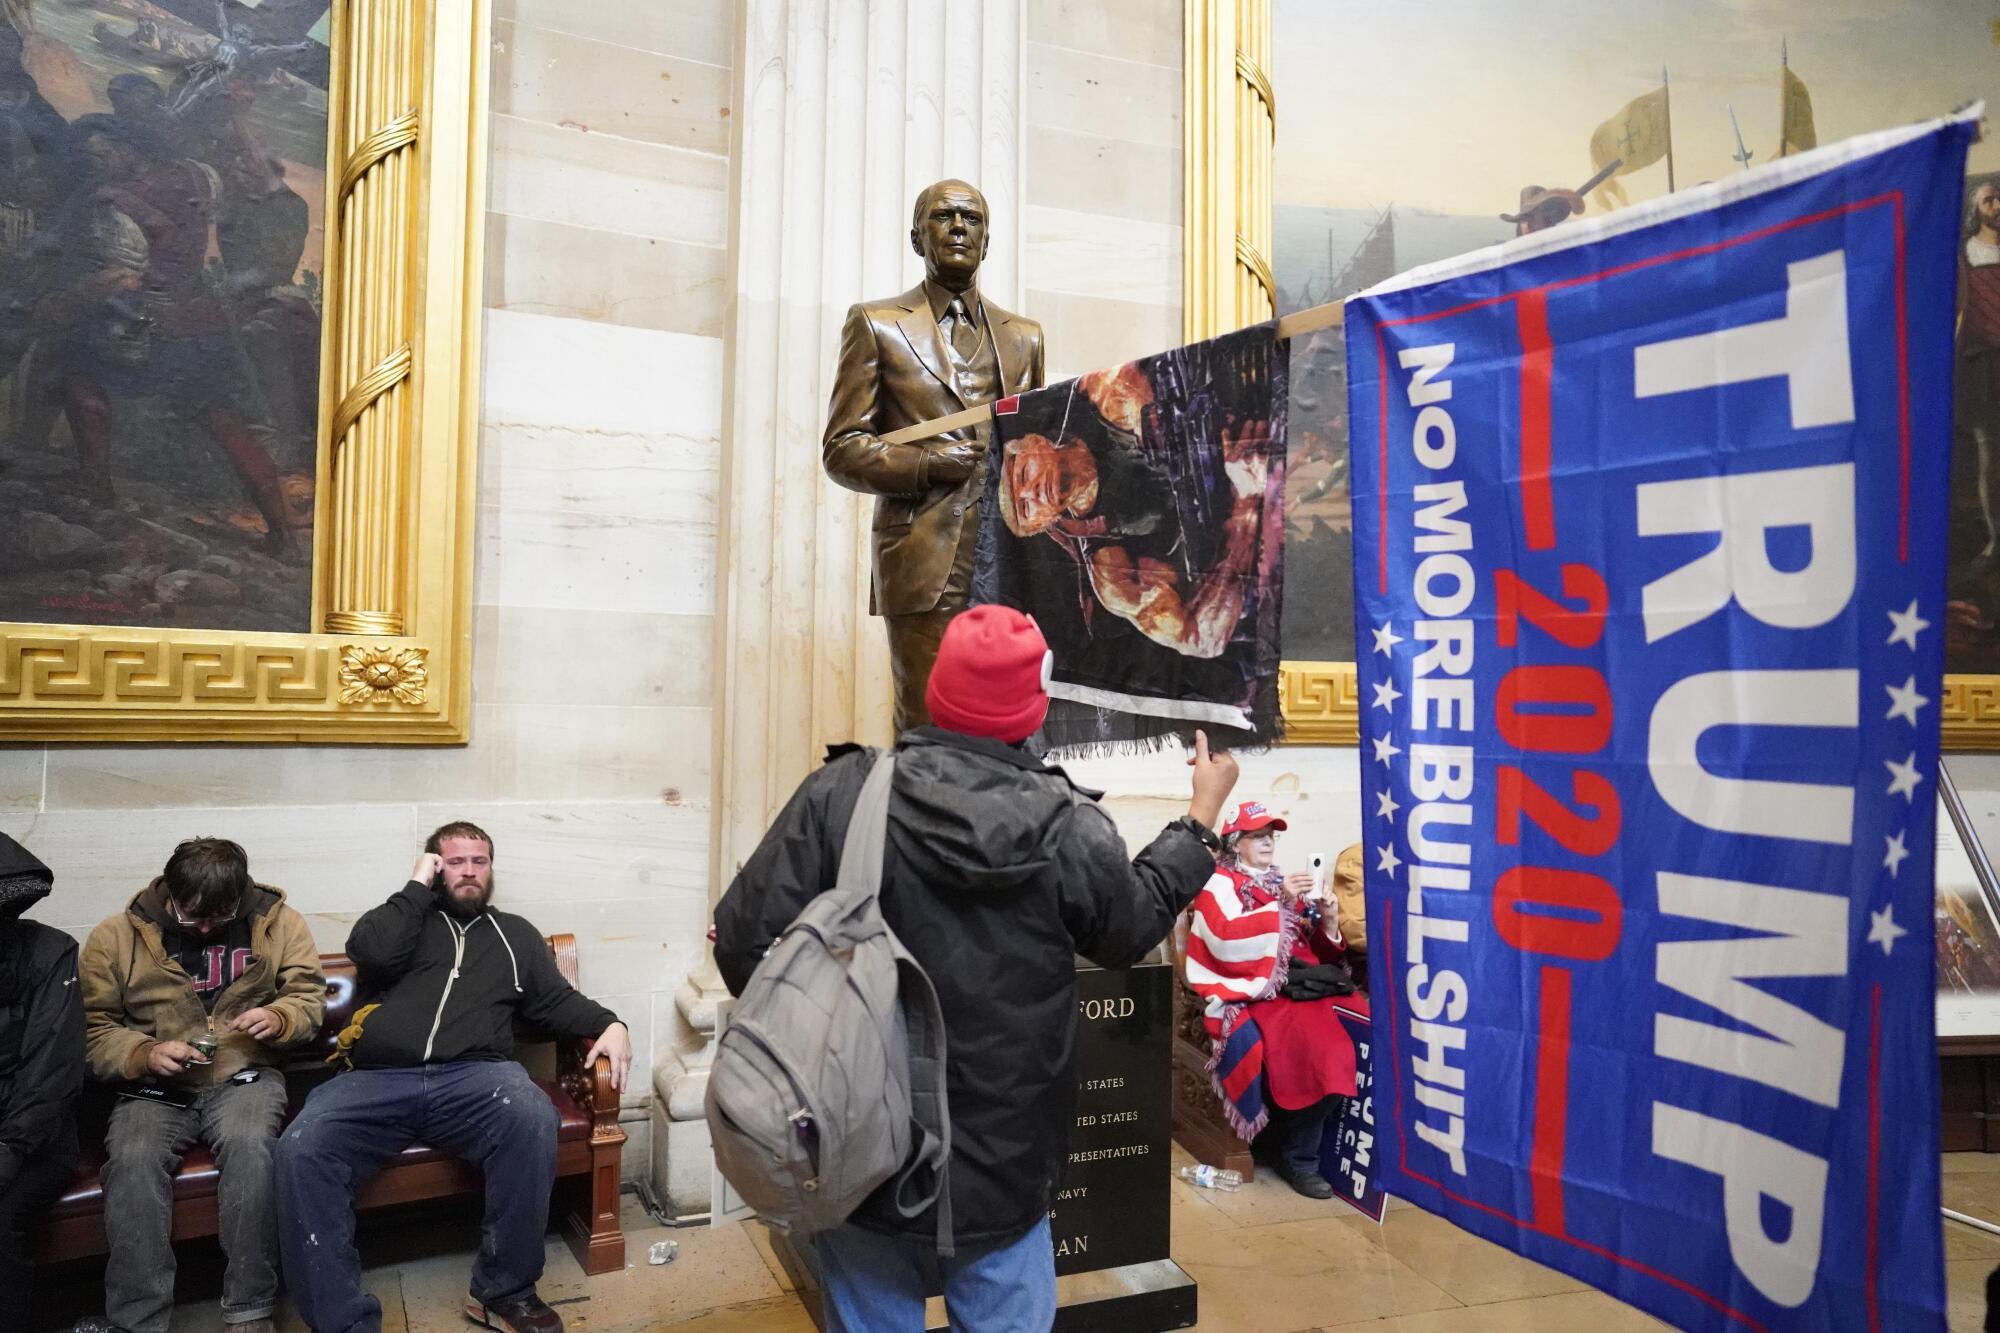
[811,1217,1056,1333]
[274,1061,560,1333]
[1256,1094,1338,1177]
[103,1073,290,1333]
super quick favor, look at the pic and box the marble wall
[0,0,737,1182]
[1022,0,1182,380]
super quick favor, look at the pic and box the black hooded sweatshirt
[344,881,619,1068]
[714,726,1217,1247]
[0,835,84,1196]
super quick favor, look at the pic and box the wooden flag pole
[1779,39,1789,158]
[1663,66,1677,191]
[876,300,1347,447]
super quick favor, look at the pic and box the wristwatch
[1172,815,1222,853]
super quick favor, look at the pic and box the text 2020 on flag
[1346,110,1978,1331]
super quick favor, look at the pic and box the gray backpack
[704,755,955,1253]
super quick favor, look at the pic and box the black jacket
[345,882,619,1068]
[0,835,83,1196]
[714,727,1217,1246]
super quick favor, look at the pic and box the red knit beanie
[925,605,1051,743]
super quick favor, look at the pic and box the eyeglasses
[169,903,231,932]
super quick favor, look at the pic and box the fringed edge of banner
[1036,730,1183,762]
[1204,1005,1268,1143]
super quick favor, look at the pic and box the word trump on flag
[1346,111,1976,1332]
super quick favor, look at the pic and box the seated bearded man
[998,362,1269,659]
[1183,803,1361,1199]
[274,823,633,1333]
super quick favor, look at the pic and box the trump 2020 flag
[1347,109,1977,1331]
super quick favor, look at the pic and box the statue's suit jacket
[823,282,1045,616]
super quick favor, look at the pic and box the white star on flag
[1883,830,1910,878]
[1372,734,1401,766]
[1884,675,1929,725]
[1867,904,1908,956]
[1372,679,1403,712]
[1885,752,1924,802]
[1376,789,1401,820]
[1887,600,1930,650]
[1377,843,1402,878]
[1372,623,1404,655]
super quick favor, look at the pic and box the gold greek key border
[0,0,488,743]
[1280,670,2000,751]
[0,634,333,703]
[1280,662,1359,746]
[1942,677,2000,749]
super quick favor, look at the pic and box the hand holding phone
[1280,870,1318,903]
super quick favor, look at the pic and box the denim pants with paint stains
[274,1060,559,1333]
[103,1072,289,1332]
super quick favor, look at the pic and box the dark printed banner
[976,323,1288,751]
[1319,1002,1386,1222]
[1348,114,1974,1330]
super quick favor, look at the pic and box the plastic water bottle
[1177,1163,1243,1191]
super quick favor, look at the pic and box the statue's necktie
[945,297,979,364]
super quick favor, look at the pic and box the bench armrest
[558,1037,622,1142]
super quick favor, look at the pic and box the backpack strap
[831,754,957,1257]
[890,955,954,1257]
[826,752,896,912]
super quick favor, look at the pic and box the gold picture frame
[1185,0,1357,744]
[1186,0,2000,749]
[0,0,488,744]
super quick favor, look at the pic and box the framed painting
[1190,0,2000,746]
[1937,764,2000,1041]
[0,0,486,742]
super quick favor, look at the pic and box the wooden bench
[35,933,628,1276]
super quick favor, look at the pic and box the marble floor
[39,1147,2000,1332]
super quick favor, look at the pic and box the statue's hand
[928,439,987,486]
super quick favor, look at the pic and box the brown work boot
[466,1289,563,1333]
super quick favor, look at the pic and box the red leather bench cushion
[49,1078,590,1218]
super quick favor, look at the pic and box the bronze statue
[823,179,1046,732]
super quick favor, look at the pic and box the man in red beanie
[715,605,1239,1331]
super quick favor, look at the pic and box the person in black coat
[0,833,85,1309]
[715,605,1240,1332]
[274,820,631,1333]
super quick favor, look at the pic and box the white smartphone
[1308,853,1326,902]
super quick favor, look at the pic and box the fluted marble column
[651,0,1024,1217]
